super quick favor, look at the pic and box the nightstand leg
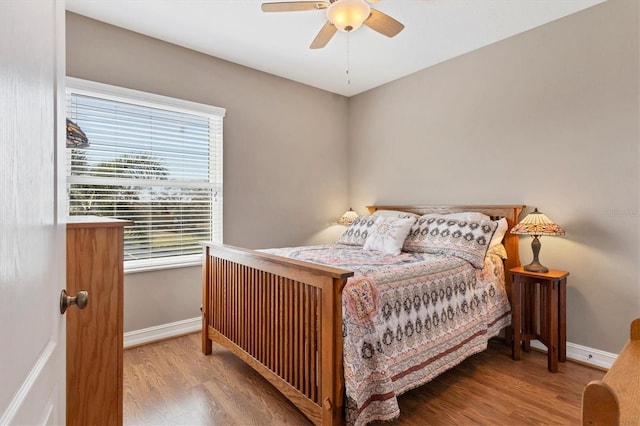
[559,278,567,362]
[511,274,521,361]
[523,282,535,352]
[548,280,559,372]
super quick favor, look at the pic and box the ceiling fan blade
[261,1,329,12]
[310,21,337,49]
[363,8,405,38]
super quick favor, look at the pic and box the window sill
[124,255,203,274]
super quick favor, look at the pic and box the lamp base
[523,260,549,273]
[524,235,549,273]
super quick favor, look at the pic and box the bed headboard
[366,204,525,273]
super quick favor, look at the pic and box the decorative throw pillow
[403,215,497,268]
[363,216,416,255]
[336,215,378,247]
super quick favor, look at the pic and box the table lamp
[510,208,565,273]
[337,208,358,225]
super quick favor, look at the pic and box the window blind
[66,78,224,271]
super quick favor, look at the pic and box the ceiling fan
[261,0,405,49]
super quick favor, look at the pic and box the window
[66,78,225,272]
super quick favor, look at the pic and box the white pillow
[363,216,416,255]
[416,212,491,222]
[444,212,490,222]
[372,209,420,219]
[487,243,508,260]
[490,217,508,248]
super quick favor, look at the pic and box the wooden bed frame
[201,205,524,426]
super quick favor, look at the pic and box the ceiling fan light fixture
[327,0,371,32]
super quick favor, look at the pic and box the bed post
[202,244,212,355]
[502,205,524,275]
[319,275,347,426]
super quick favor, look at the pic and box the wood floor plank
[123,334,604,425]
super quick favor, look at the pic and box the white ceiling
[65,0,605,97]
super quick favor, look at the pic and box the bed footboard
[201,243,354,426]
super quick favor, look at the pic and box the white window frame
[65,77,225,273]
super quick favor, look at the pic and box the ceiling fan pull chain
[346,32,351,85]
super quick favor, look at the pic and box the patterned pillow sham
[426,214,506,247]
[362,216,416,255]
[403,215,498,268]
[336,215,378,247]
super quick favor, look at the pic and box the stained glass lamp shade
[510,208,565,273]
[337,208,358,225]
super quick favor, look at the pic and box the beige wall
[349,0,639,353]
[67,0,639,353]
[66,12,349,331]
[123,266,202,331]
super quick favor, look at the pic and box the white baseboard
[529,340,616,370]
[123,318,617,370]
[124,317,201,348]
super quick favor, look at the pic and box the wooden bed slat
[202,243,353,425]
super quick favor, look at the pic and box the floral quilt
[263,245,511,426]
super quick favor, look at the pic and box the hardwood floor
[123,333,604,425]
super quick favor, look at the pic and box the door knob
[60,289,89,314]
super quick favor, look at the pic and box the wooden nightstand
[510,266,569,372]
